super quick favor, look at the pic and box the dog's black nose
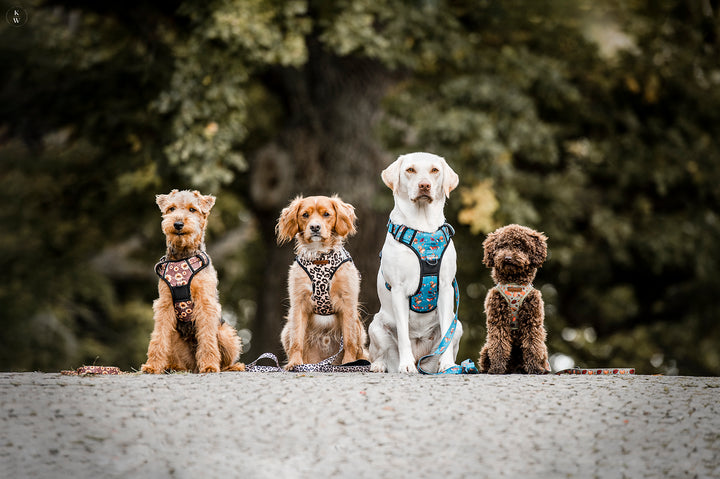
[174,221,184,231]
[309,224,321,233]
[505,255,513,261]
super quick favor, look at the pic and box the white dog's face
[381,152,459,203]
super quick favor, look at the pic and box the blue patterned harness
[382,220,477,374]
[384,221,455,313]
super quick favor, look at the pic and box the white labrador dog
[369,152,461,373]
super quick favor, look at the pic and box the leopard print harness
[295,248,353,315]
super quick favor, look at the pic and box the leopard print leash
[245,337,370,373]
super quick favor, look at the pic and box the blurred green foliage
[1,0,718,375]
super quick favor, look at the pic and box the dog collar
[495,283,534,330]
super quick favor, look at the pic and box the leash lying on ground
[61,366,123,376]
[555,368,635,375]
[416,279,478,375]
[245,337,371,373]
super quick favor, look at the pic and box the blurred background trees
[1,0,718,375]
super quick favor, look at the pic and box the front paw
[438,359,458,373]
[398,360,418,374]
[285,353,303,371]
[140,363,164,374]
[199,364,220,374]
[488,364,507,375]
[370,361,387,373]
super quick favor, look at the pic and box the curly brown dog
[478,224,549,374]
[141,189,244,374]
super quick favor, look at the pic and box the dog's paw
[398,361,418,374]
[140,363,163,374]
[370,361,387,373]
[438,359,458,373]
[487,365,506,374]
[223,362,245,372]
[198,364,220,374]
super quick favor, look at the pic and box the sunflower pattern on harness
[495,283,534,330]
[295,248,353,315]
[383,221,455,313]
[155,252,210,322]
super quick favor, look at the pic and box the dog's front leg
[282,304,307,370]
[141,294,176,374]
[193,295,222,373]
[391,289,417,374]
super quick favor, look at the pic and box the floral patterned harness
[296,248,353,315]
[155,252,210,323]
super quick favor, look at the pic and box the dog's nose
[418,181,431,192]
[505,255,513,261]
[309,224,321,233]
[174,221,184,231]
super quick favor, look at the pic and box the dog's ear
[276,196,303,245]
[441,159,459,199]
[482,230,498,268]
[331,196,357,238]
[156,189,178,211]
[197,192,216,215]
[528,230,548,268]
[381,157,403,192]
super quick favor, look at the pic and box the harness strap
[295,248,353,315]
[416,279,478,375]
[155,252,210,322]
[385,221,455,313]
[495,283,533,330]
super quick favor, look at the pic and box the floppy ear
[332,196,357,238]
[156,189,178,211]
[482,230,498,268]
[528,230,548,268]
[276,196,303,245]
[381,157,403,192]
[441,159,459,199]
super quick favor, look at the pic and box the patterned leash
[555,368,635,375]
[245,336,371,373]
[416,279,478,375]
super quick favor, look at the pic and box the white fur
[368,152,461,373]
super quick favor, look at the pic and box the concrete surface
[1,372,718,479]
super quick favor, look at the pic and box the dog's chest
[296,248,352,315]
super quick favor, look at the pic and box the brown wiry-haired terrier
[141,189,245,374]
[478,224,550,374]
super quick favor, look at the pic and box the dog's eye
[406,167,416,174]
[431,167,439,173]
[189,207,196,213]
[302,212,309,218]
[323,211,330,217]
[168,207,176,212]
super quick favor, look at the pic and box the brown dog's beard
[491,264,537,285]
[166,234,205,260]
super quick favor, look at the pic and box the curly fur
[478,224,549,374]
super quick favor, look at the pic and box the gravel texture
[1,372,719,478]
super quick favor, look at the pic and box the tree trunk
[247,45,394,360]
